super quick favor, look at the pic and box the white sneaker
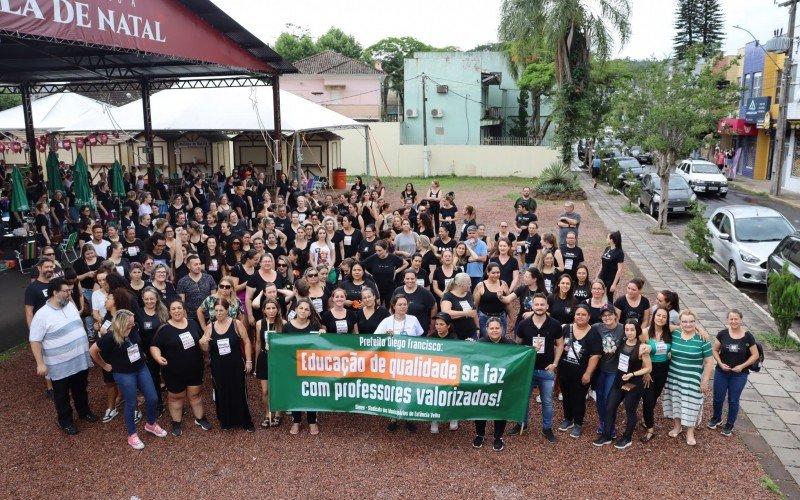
[102,408,119,423]
[536,395,542,403]
[589,390,597,401]
[133,410,142,424]
[558,393,563,401]
[430,422,439,434]
[449,421,459,431]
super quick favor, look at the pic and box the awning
[0,92,114,132]
[718,118,757,136]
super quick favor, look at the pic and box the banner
[268,334,536,422]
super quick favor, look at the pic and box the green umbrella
[46,150,64,197]
[110,160,126,197]
[10,166,30,213]
[73,153,94,209]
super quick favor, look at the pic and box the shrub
[768,262,800,340]
[535,162,580,194]
[685,199,712,265]
[623,173,641,207]
[604,159,622,187]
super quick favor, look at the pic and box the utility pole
[421,74,430,178]
[771,0,797,196]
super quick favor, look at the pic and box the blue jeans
[713,367,748,425]
[525,369,555,429]
[478,312,507,339]
[113,365,159,435]
[595,370,616,431]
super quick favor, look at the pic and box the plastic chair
[313,176,328,191]
[15,239,37,274]
[59,232,79,262]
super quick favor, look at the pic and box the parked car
[629,146,653,165]
[707,206,795,285]
[767,232,800,283]
[638,173,696,217]
[675,159,729,197]
[604,156,654,186]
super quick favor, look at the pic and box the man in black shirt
[558,232,584,280]
[95,182,113,223]
[25,258,55,327]
[510,293,563,441]
[136,214,152,242]
[231,183,250,224]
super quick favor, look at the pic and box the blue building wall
[736,41,766,179]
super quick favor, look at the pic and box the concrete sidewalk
[580,174,800,496]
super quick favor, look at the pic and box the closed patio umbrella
[46,150,64,197]
[110,160,126,197]
[10,166,30,213]
[73,153,94,209]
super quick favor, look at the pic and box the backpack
[750,341,765,373]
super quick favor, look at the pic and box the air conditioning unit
[405,108,418,118]
[431,108,444,118]
[436,85,449,94]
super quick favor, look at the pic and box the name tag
[727,343,740,353]
[416,278,425,287]
[533,336,545,354]
[217,338,231,355]
[335,320,348,333]
[128,246,139,257]
[344,235,352,246]
[127,344,141,363]
[209,259,218,271]
[143,321,153,330]
[312,298,323,313]
[101,320,112,331]
[565,258,574,270]
[459,300,472,312]
[298,213,307,222]
[116,265,125,276]
[179,332,195,350]
[655,342,667,356]
[618,353,630,372]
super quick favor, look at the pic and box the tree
[274,31,317,63]
[769,263,800,340]
[362,37,442,110]
[673,0,724,59]
[610,48,739,229]
[499,0,632,165]
[316,27,363,60]
[685,199,713,264]
[582,58,634,165]
[517,55,556,144]
[509,90,530,138]
[0,91,21,112]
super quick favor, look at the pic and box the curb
[731,181,800,211]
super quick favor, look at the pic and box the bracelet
[245,360,252,364]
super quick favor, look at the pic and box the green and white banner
[268,334,536,422]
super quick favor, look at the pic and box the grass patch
[0,342,27,364]
[760,476,784,499]
[759,333,800,351]
[647,226,673,235]
[607,188,621,196]
[621,204,640,213]
[684,260,715,272]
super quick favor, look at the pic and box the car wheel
[649,201,657,218]
[728,261,740,286]
[719,192,727,198]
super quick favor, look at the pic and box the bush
[603,159,622,187]
[684,260,714,272]
[621,204,640,213]
[535,162,580,194]
[768,262,800,340]
[623,173,641,207]
[685,199,712,265]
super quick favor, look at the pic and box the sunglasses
[277,263,288,268]
[43,252,55,256]
[218,284,232,289]
[307,273,318,277]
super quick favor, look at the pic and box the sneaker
[194,417,212,431]
[60,424,79,436]
[589,390,597,401]
[570,424,583,439]
[611,429,618,440]
[145,422,167,438]
[261,417,271,428]
[614,437,632,449]
[81,412,99,423]
[493,437,505,452]
[707,417,722,430]
[449,421,458,431]
[596,425,604,436]
[405,421,417,432]
[430,422,439,434]
[171,421,182,437]
[245,425,256,433]
[387,421,398,432]
[133,410,142,425]
[542,428,556,443]
[102,408,119,423]
[127,433,145,450]
[721,423,734,437]
[507,423,525,435]
[558,393,563,401]
[536,394,541,403]
[593,436,613,447]
[472,435,485,448]
[45,389,55,400]
[557,420,574,432]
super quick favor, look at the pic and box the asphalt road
[0,264,33,353]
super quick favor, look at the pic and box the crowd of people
[24,164,760,452]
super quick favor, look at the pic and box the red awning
[718,118,758,136]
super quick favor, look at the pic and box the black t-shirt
[97,326,146,374]
[717,329,757,372]
[25,280,50,314]
[357,306,391,334]
[231,194,249,219]
[599,246,625,283]
[440,206,457,225]
[283,321,317,334]
[392,286,436,333]
[97,191,113,213]
[320,309,358,334]
[490,256,518,287]
[522,234,542,264]
[341,279,378,303]
[515,212,536,239]
[547,295,575,325]
[121,238,144,260]
[273,216,290,234]
[573,281,591,302]
[614,296,651,324]
[362,253,405,292]
[516,315,563,370]
[358,237,378,260]
[74,258,102,290]
[35,214,51,239]
[136,309,163,345]
[441,291,477,340]
[559,245,584,278]
[541,270,558,295]
[335,229,363,260]
[151,321,204,379]
[246,271,286,296]
[433,238,456,255]
[432,266,459,295]
[559,325,602,374]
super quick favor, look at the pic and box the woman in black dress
[282,298,322,435]
[199,298,254,432]
[254,297,285,428]
[320,288,358,333]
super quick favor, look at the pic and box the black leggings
[292,411,317,424]
[559,367,590,426]
[604,381,644,440]
[475,420,507,439]
[642,361,670,429]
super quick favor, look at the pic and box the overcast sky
[214,0,788,60]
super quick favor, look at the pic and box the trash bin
[332,168,347,190]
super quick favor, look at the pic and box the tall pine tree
[673,0,724,59]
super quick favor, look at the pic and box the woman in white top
[309,227,334,268]
[138,193,154,217]
[374,294,424,337]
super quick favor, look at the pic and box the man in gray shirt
[177,254,217,321]
[557,201,581,246]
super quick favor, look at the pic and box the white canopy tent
[0,92,115,132]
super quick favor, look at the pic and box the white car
[707,206,795,285]
[676,159,729,197]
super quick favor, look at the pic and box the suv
[767,232,800,282]
[675,159,729,197]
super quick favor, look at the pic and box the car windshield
[617,159,640,169]
[692,163,719,174]
[654,176,690,190]
[735,217,794,242]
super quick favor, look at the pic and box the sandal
[290,423,301,435]
[261,416,271,428]
[686,437,697,446]
[271,413,282,427]
[668,428,684,438]
[640,430,655,443]
[309,423,320,435]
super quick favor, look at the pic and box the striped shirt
[29,301,92,381]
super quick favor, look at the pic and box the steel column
[20,83,39,184]
[141,79,156,193]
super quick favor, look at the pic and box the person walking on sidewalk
[591,156,602,189]
[708,309,759,437]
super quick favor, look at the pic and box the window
[711,212,725,229]
[752,72,763,98]
[775,69,782,105]
[720,215,732,236]
[743,74,751,104]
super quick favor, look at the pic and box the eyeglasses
[307,273,318,277]
[277,263,288,268]
[218,284,232,289]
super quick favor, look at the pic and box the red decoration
[112,131,120,139]
[62,139,72,151]
[52,140,59,152]
[88,135,97,146]
[0,143,5,153]
[10,142,21,153]
[76,137,84,149]
[37,144,46,153]
[100,133,108,145]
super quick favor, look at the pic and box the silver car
[638,173,696,218]
[707,206,795,285]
